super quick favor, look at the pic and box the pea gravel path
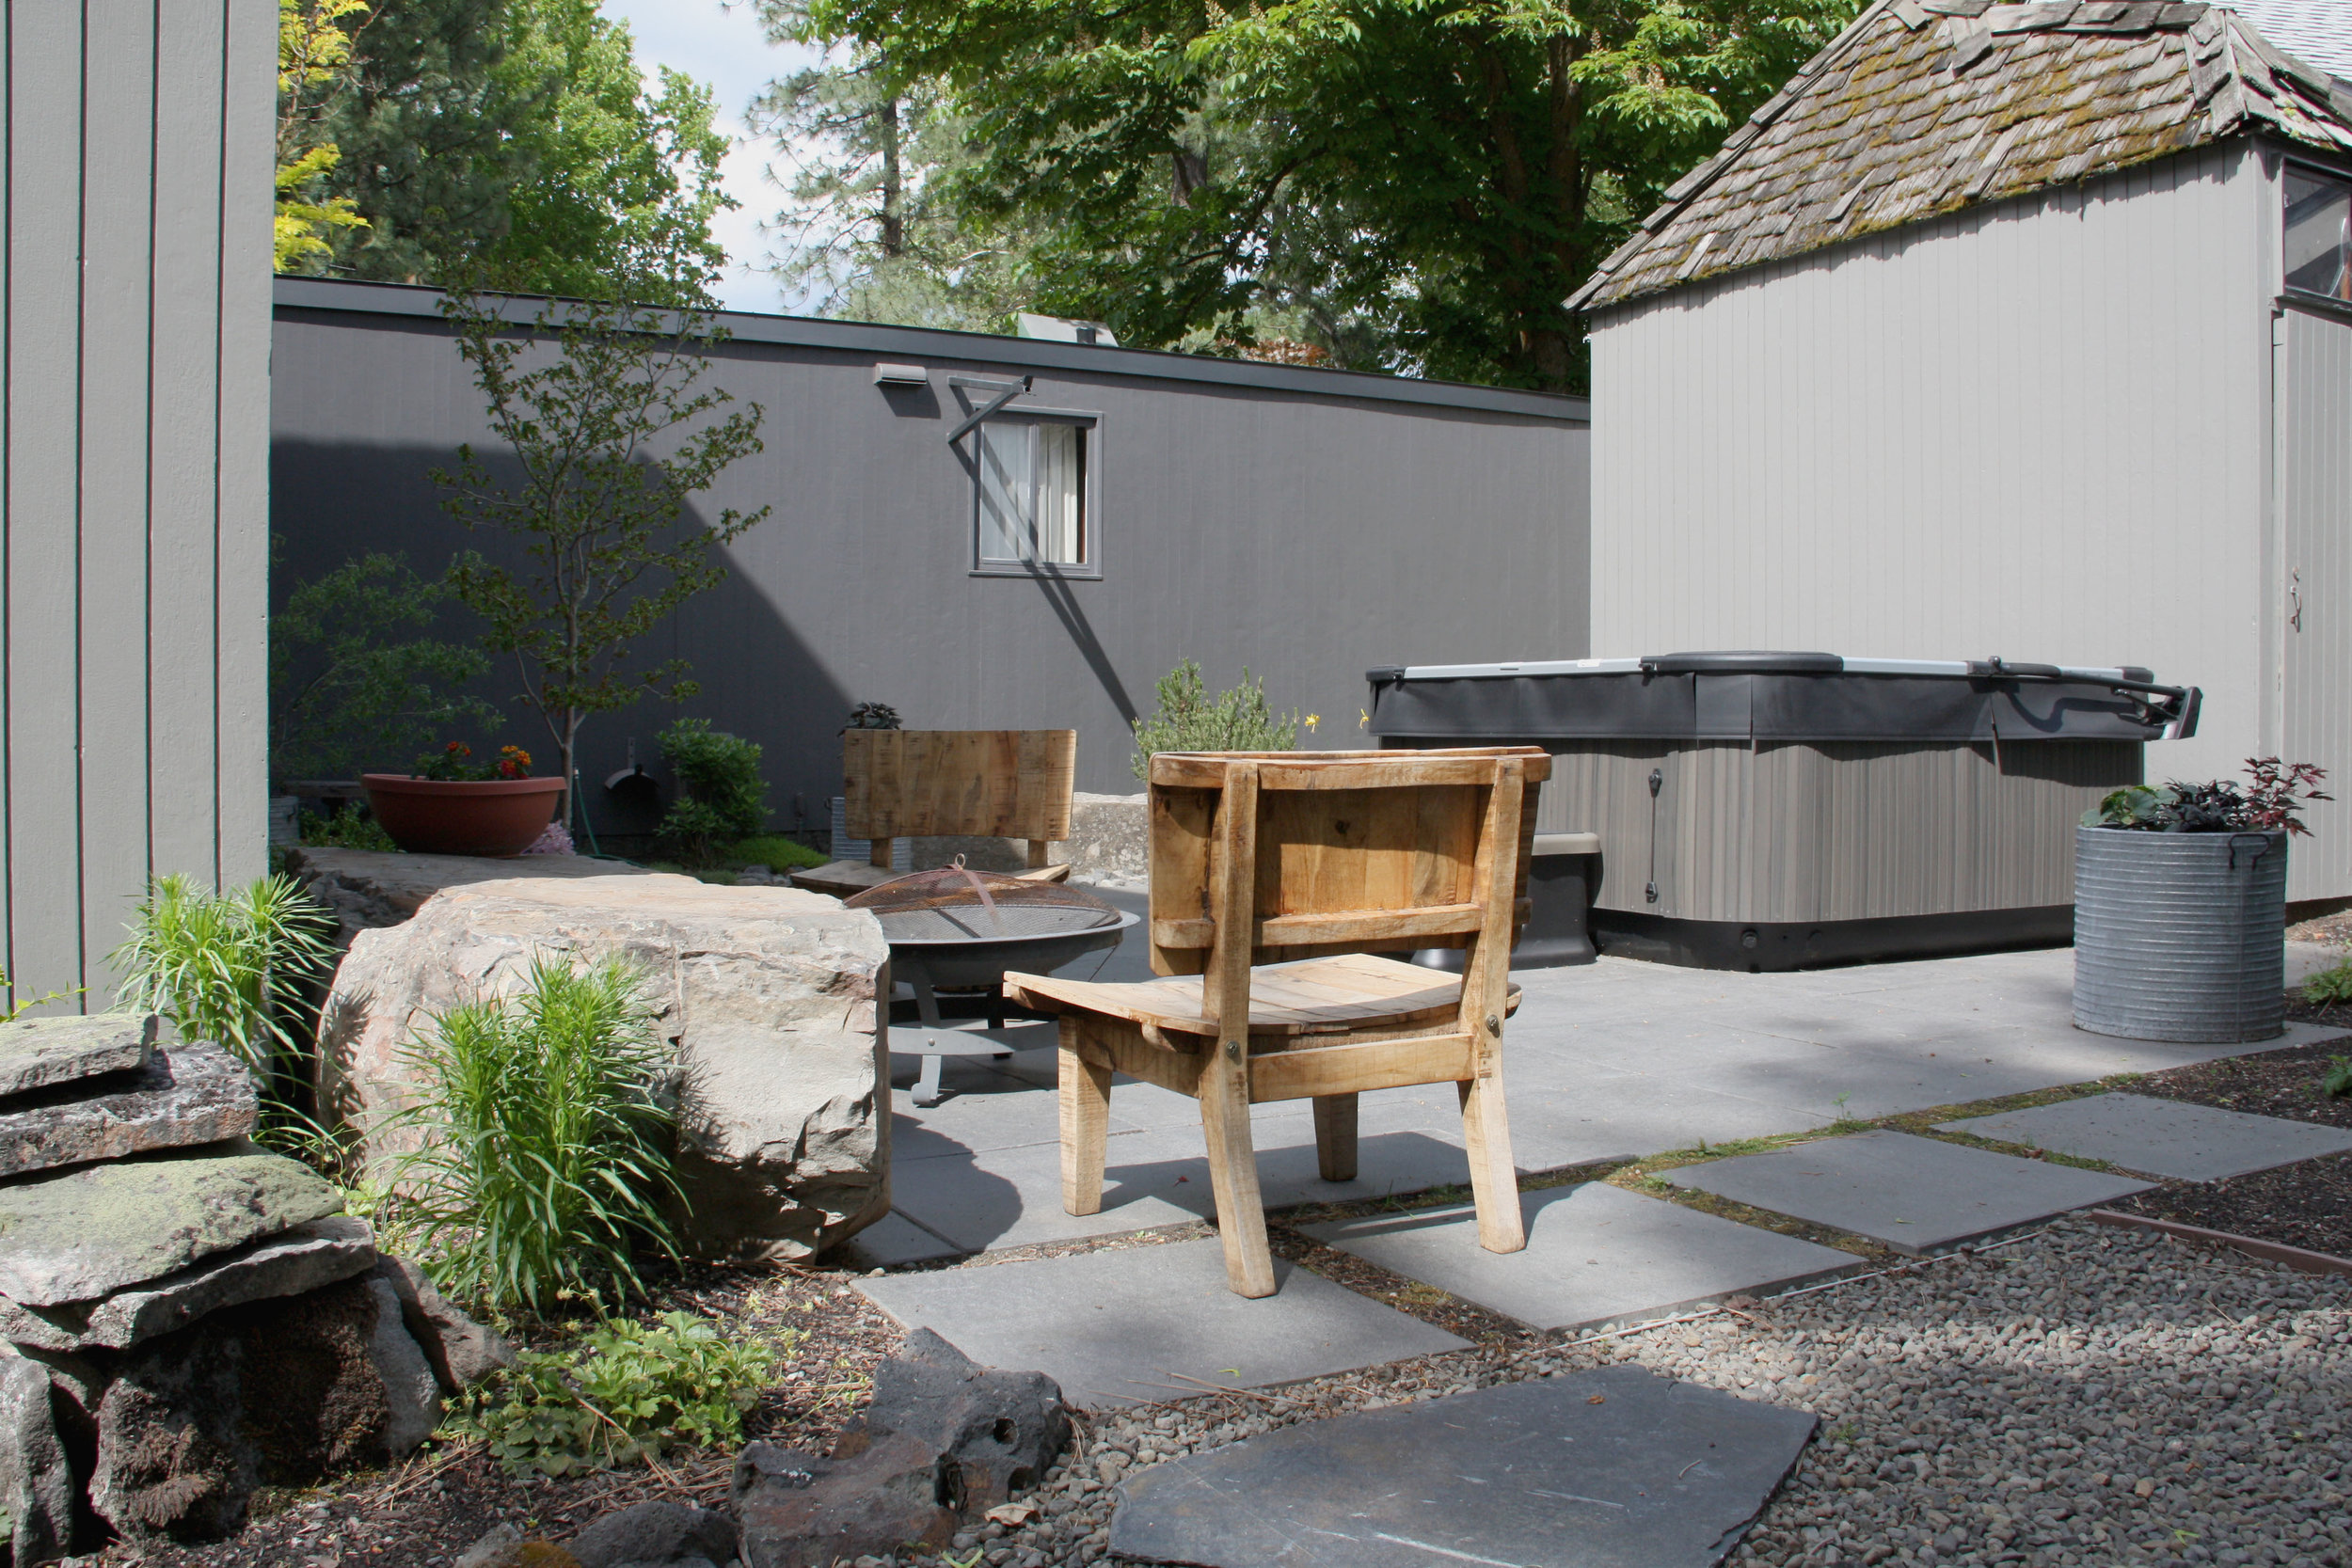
[893,1216,2348,1568]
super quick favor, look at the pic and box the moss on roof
[1569,0,2352,313]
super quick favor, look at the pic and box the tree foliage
[771,0,1860,389]
[433,292,771,826]
[284,0,730,308]
[277,0,373,269]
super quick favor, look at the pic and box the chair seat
[1004,951,1518,1040]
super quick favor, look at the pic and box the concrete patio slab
[1662,1130,2154,1255]
[856,1238,1470,1409]
[1302,1181,1859,1331]
[1936,1092,2352,1181]
[887,1136,1203,1253]
[1109,1365,1817,1568]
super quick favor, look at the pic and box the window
[2285,166,2352,302]
[975,416,1094,572]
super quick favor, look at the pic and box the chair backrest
[1144,749,1549,996]
[842,729,1077,842]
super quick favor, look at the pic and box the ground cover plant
[1129,657,1299,778]
[386,954,682,1314]
[298,805,399,852]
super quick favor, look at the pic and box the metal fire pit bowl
[845,866,1137,1104]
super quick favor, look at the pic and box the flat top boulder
[0,1013,154,1098]
[0,1151,343,1306]
[0,1037,258,1180]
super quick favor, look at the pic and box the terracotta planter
[360,774,565,858]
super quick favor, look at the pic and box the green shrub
[454,1310,788,1476]
[110,874,336,1081]
[733,833,826,873]
[1130,658,1299,779]
[657,718,768,863]
[386,955,681,1314]
[2305,961,2352,1012]
[298,807,398,853]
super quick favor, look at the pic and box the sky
[596,0,822,315]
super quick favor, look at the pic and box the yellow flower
[1303,713,1321,732]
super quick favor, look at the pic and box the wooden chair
[1002,746,1549,1298]
[790,729,1078,897]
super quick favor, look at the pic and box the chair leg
[1059,1020,1113,1217]
[1199,1043,1278,1297]
[1311,1093,1359,1182]
[1458,1074,1526,1254]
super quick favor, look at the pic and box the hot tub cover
[1365,654,2199,745]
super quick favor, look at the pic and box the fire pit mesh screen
[845,864,1122,942]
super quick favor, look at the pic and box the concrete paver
[856,1237,1469,1409]
[1303,1181,1858,1330]
[1937,1092,2352,1181]
[1662,1130,2154,1254]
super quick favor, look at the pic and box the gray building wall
[269,282,1590,838]
[4,1,274,1010]
[1587,142,2293,869]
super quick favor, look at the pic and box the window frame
[967,404,1104,580]
[2281,157,2352,309]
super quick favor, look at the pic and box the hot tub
[1367,653,2200,970]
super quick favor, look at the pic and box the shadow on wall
[270,438,855,839]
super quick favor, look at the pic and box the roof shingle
[1568,0,2352,313]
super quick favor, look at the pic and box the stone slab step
[0,1014,153,1100]
[0,1215,376,1352]
[1304,1181,1859,1331]
[1936,1092,2352,1181]
[0,1039,257,1180]
[857,1237,1469,1410]
[0,1152,343,1307]
[1110,1364,1818,1568]
[1662,1130,2154,1256]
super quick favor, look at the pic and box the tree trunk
[880,97,904,259]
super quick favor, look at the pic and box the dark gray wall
[5,0,274,1010]
[270,281,1590,837]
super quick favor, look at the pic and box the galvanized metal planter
[2074,825,2286,1043]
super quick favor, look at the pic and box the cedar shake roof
[1567,0,2352,313]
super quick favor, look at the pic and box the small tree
[435,290,771,828]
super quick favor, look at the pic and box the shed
[1567,0,2352,902]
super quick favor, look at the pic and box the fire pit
[845,864,1136,1105]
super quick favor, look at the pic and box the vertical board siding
[1589,144,2270,842]
[1,0,269,1010]
[1538,740,2139,920]
[2280,306,2352,902]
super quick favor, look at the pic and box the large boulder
[286,846,658,949]
[0,1352,72,1566]
[318,875,891,1260]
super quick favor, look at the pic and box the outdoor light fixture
[871,362,929,388]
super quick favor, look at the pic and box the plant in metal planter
[2074,758,2329,1043]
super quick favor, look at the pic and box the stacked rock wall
[0,1015,507,1561]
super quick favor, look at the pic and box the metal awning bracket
[946,375,1033,445]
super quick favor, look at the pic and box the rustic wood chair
[1003,746,1549,1298]
[791,729,1078,897]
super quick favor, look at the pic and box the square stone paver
[1936,1092,2352,1181]
[832,1210,966,1269]
[1303,1182,1859,1331]
[856,1238,1469,1409]
[1109,1364,1817,1568]
[1661,1131,2154,1255]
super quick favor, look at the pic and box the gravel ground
[870,1215,2350,1568]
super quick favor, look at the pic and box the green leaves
[453,1310,792,1476]
[657,719,771,864]
[1130,658,1300,779]
[109,874,339,1084]
[386,954,683,1315]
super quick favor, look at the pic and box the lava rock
[0,1014,153,1099]
[371,1255,512,1390]
[362,1276,441,1457]
[87,1275,407,1544]
[735,1431,960,1568]
[0,1038,257,1181]
[455,1522,584,1568]
[0,1216,378,1354]
[0,1353,72,1567]
[833,1327,1069,1511]
[0,1153,342,1307]
[567,1499,739,1567]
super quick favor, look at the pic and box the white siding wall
[0,1,273,1010]
[1590,143,2272,797]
